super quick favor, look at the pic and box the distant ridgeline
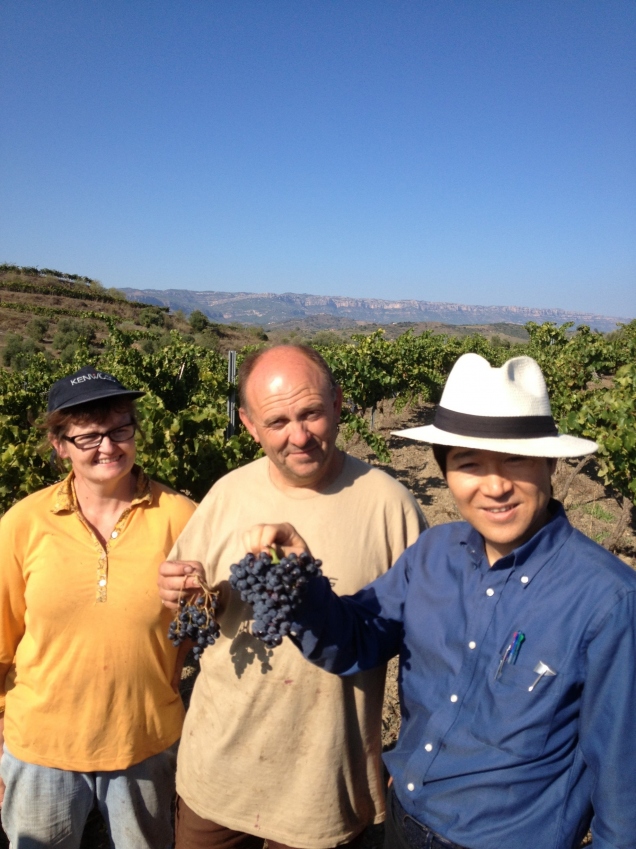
[119,287,630,332]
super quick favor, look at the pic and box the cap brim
[391,425,598,458]
[51,389,145,413]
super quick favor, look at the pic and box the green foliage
[0,265,153,308]
[340,409,391,463]
[52,319,97,363]
[609,319,636,368]
[0,329,261,511]
[134,394,259,501]
[140,333,173,355]
[189,310,210,332]
[105,287,127,300]
[25,317,50,341]
[1,318,634,517]
[138,307,167,328]
[311,330,342,347]
[0,277,123,305]
[321,331,401,416]
[524,322,617,420]
[2,334,49,370]
[562,362,636,505]
[0,355,67,507]
[249,325,269,342]
[193,329,220,351]
[320,328,511,417]
[581,503,614,523]
[0,299,109,322]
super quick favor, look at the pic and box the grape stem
[173,574,220,636]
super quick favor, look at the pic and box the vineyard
[0,274,634,849]
[1,304,635,551]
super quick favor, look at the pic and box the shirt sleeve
[291,543,417,675]
[578,590,636,849]
[0,512,27,710]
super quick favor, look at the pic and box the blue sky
[1,1,634,318]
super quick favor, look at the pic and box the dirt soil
[4,400,630,847]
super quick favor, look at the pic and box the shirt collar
[51,465,152,514]
[462,501,573,584]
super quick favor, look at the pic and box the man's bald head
[237,344,337,412]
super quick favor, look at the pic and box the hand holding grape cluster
[168,577,221,661]
[229,549,323,648]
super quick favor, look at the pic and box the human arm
[242,522,407,674]
[578,591,636,849]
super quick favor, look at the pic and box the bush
[138,307,167,329]
[2,334,45,369]
[312,331,341,347]
[193,330,220,351]
[189,310,209,332]
[140,333,172,355]
[52,319,97,364]
[25,317,50,341]
[105,287,126,300]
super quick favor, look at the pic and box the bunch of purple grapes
[168,588,221,661]
[229,550,322,648]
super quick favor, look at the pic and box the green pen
[509,631,525,664]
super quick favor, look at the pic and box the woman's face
[54,408,137,489]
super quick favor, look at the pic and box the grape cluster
[168,580,221,661]
[229,550,322,648]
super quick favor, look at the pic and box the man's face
[445,448,556,564]
[239,350,343,490]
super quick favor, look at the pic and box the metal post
[227,350,237,438]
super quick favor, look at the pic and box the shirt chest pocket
[469,660,561,759]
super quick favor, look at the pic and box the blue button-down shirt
[292,504,636,849]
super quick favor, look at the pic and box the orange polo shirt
[0,469,196,771]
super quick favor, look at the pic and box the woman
[0,365,196,849]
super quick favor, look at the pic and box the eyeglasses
[62,422,137,450]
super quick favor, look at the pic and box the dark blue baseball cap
[47,365,145,413]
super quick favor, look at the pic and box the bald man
[158,344,425,849]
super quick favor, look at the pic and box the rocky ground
[5,400,631,847]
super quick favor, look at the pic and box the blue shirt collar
[463,500,573,584]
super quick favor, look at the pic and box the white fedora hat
[392,353,597,458]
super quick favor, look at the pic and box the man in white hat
[244,354,636,849]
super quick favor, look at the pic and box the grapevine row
[0,320,634,524]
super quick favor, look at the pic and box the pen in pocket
[495,631,525,679]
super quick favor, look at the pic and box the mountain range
[118,288,631,333]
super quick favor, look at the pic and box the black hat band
[434,406,559,439]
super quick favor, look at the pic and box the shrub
[52,319,97,364]
[189,310,209,332]
[25,317,50,341]
[2,334,45,369]
[138,307,166,329]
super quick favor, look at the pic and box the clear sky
[1,1,634,318]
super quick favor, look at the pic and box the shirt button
[521,575,529,584]
[407,782,415,791]
[424,743,433,752]
[468,641,477,650]
[450,694,458,703]
[486,588,495,597]
[98,579,107,587]
[111,531,119,539]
